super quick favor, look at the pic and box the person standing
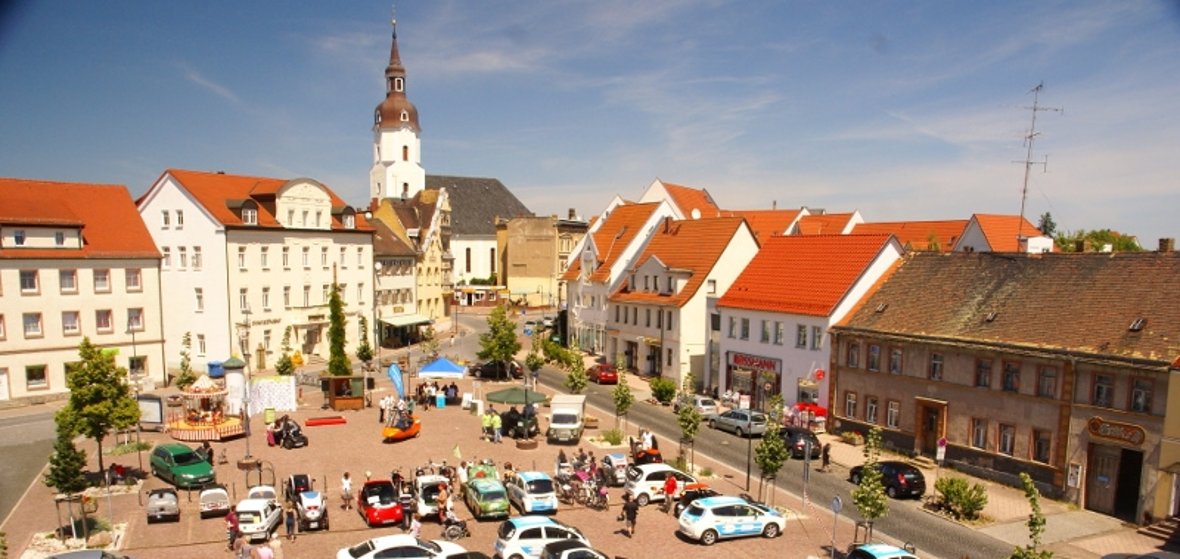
[225,508,240,551]
[254,540,275,559]
[491,410,503,444]
[621,493,639,538]
[232,533,252,559]
[340,472,353,510]
[408,513,422,538]
[480,409,493,441]
[436,484,450,524]
[284,503,296,541]
[379,394,388,424]
[661,473,678,514]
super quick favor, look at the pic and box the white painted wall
[370,126,425,202]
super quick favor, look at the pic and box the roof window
[1129,318,1147,332]
[874,303,888,313]
[985,312,998,322]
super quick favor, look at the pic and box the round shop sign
[1087,417,1146,446]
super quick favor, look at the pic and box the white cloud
[177,63,241,105]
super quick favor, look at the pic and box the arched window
[400,110,409,122]
[402,146,409,161]
[395,77,404,92]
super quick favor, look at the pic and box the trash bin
[207,361,224,378]
[264,408,276,425]
[435,394,446,409]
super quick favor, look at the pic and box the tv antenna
[1013,82,1062,246]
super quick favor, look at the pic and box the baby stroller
[275,416,309,449]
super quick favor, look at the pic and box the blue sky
[2,1,1178,244]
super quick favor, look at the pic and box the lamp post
[374,261,383,367]
[127,324,143,473]
[239,307,253,460]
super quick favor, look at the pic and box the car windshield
[483,490,507,501]
[698,398,716,407]
[346,540,375,558]
[527,479,554,494]
[364,484,396,504]
[416,538,441,552]
[173,451,203,465]
[553,413,578,424]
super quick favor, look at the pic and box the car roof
[518,471,551,482]
[694,496,750,508]
[543,539,593,552]
[157,442,193,452]
[236,498,272,510]
[363,479,395,487]
[469,478,504,490]
[854,543,918,558]
[633,463,683,474]
[605,452,627,460]
[365,534,424,547]
[507,515,557,528]
[148,487,177,496]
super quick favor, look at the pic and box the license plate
[308,522,318,529]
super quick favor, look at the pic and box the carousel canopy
[184,374,227,396]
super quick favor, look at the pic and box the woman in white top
[340,472,353,510]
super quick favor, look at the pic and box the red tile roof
[853,220,967,252]
[662,182,721,218]
[165,169,363,231]
[0,178,160,259]
[610,217,749,308]
[795,212,855,235]
[969,214,1045,252]
[718,234,897,316]
[721,209,802,242]
[562,203,660,282]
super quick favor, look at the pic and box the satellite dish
[690,208,701,220]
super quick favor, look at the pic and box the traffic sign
[831,495,842,513]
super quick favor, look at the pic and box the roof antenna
[1013,82,1062,247]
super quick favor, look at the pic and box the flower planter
[584,416,600,429]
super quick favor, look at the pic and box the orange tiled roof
[662,182,721,218]
[853,220,967,252]
[563,203,661,283]
[167,169,362,231]
[721,209,802,241]
[0,178,160,259]
[718,234,896,316]
[970,214,1045,252]
[610,217,748,308]
[795,212,855,235]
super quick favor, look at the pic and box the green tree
[676,372,703,470]
[1010,472,1054,559]
[851,426,889,530]
[477,305,522,375]
[44,426,88,495]
[327,283,351,376]
[650,377,677,404]
[57,337,140,474]
[754,395,789,502]
[420,325,441,358]
[356,315,374,364]
[1055,228,1142,252]
[174,332,197,389]
[612,372,635,430]
[563,354,588,394]
[1037,212,1057,237]
[274,326,295,376]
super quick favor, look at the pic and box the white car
[494,516,588,559]
[674,395,719,418]
[623,463,696,506]
[337,534,467,559]
[236,497,282,542]
[505,471,558,514]
[677,495,784,545]
[246,484,278,505]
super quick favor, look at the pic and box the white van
[623,463,696,506]
[235,497,282,542]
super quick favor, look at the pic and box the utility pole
[1014,82,1062,246]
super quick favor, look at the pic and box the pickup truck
[546,394,586,444]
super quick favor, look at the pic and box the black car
[779,426,821,459]
[849,460,926,499]
[472,360,523,380]
[673,482,722,516]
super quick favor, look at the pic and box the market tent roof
[485,386,549,405]
[380,314,433,328]
[419,357,465,378]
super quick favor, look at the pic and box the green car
[464,477,510,520]
[150,443,216,489]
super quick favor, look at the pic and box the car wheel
[736,427,745,438]
[636,493,650,506]
[509,555,525,559]
[886,486,898,499]
[701,529,718,546]
[763,523,780,538]
[850,472,861,484]
[708,420,717,430]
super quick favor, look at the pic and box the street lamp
[238,307,253,460]
[127,324,143,473]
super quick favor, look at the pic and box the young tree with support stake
[676,372,703,471]
[327,282,352,376]
[851,426,889,540]
[612,371,635,430]
[754,394,789,503]
[477,305,521,377]
[57,337,140,475]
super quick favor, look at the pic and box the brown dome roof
[375,95,420,131]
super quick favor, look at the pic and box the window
[929,353,943,380]
[0,315,5,340]
[23,313,43,337]
[707,279,716,294]
[339,284,347,304]
[1131,378,1153,413]
[95,310,112,332]
[20,270,38,293]
[740,318,750,340]
[192,247,202,270]
[178,246,187,268]
[886,400,900,428]
[260,247,269,269]
[340,247,347,268]
[238,247,247,269]
[667,348,673,367]
[643,276,650,291]
[656,309,663,329]
[59,270,77,293]
[971,418,988,449]
[357,247,364,268]
[615,306,620,323]
[888,348,903,374]
[316,211,323,227]
[867,344,881,372]
[61,311,80,335]
[303,285,311,307]
[263,329,272,351]
[465,248,471,273]
[321,247,328,267]
[773,322,784,345]
[760,320,770,343]
[127,308,143,332]
[322,284,330,303]
[197,334,206,356]
[282,247,290,269]
[847,342,860,368]
[1037,366,1058,398]
[162,247,171,268]
[1033,430,1052,463]
[242,207,258,225]
[125,269,142,292]
[239,288,248,311]
[644,309,652,328]
[55,231,65,246]
[302,247,310,268]
[94,269,110,292]
[283,286,291,309]
[13,229,26,245]
[844,392,857,418]
[357,283,363,304]
[796,325,808,348]
[974,359,992,388]
[26,365,47,390]
[811,326,823,350]
[1093,374,1114,407]
[727,316,736,338]
[195,288,204,312]
[1002,361,1021,393]
[175,210,184,228]
[344,214,355,229]
[302,210,308,226]
[999,424,1015,456]
[866,397,878,424]
[161,210,170,228]
[666,311,673,331]
[262,287,271,310]
[287,209,294,225]
[402,144,409,160]
[490,248,496,273]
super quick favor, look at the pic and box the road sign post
[830,495,842,559]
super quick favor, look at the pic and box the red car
[588,364,618,384]
[358,480,405,527]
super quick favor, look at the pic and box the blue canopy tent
[419,357,466,379]
[387,363,405,399]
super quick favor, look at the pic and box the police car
[493,516,588,559]
[677,495,784,546]
[505,471,558,514]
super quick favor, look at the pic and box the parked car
[677,495,784,545]
[149,442,216,489]
[586,364,618,385]
[294,489,329,531]
[849,461,927,499]
[414,473,450,517]
[145,487,179,523]
[494,516,589,559]
[779,426,821,459]
[539,540,608,559]
[599,452,629,487]
[47,553,132,559]
[673,482,722,517]
[336,534,467,559]
[845,543,920,559]
[473,360,523,380]
[708,409,767,437]
[505,471,558,514]
[673,394,719,417]
[541,317,555,329]
[624,463,696,506]
[464,477,510,520]
[235,497,282,542]
[246,484,278,505]
[358,479,405,527]
[198,484,231,519]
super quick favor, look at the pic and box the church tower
[369,15,425,204]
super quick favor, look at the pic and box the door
[1086,443,1120,515]
[920,405,941,456]
[1115,448,1143,522]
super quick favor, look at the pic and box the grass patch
[107,441,152,456]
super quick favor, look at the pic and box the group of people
[415,381,460,410]
[480,402,538,442]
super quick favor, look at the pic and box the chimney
[568,208,576,220]
[1074,239,1092,253]
[663,216,672,233]
[1160,238,1175,253]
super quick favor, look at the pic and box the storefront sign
[727,352,781,373]
[1087,417,1146,446]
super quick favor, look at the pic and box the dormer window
[241,201,258,225]
[400,110,409,122]
[13,230,25,246]
[343,213,356,229]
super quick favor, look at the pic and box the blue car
[505,471,558,514]
[677,495,784,545]
[846,543,919,559]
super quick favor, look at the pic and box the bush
[700,466,713,477]
[840,431,865,445]
[670,455,689,472]
[601,428,625,446]
[650,378,677,404]
[935,476,989,520]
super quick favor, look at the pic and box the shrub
[601,428,625,446]
[841,431,865,445]
[935,476,989,520]
[699,466,714,477]
[671,455,689,472]
[650,377,677,404]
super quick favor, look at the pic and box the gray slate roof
[426,175,532,236]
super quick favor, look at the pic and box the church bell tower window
[395,77,404,92]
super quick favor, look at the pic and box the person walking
[232,533,252,559]
[621,493,639,538]
[408,513,422,538]
[225,508,240,551]
[284,502,296,541]
[821,443,832,472]
[340,472,354,510]
[254,540,275,559]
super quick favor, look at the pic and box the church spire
[374,10,419,132]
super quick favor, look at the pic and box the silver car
[674,395,719,418]
[708,409,767,437]
[146,487,180,523]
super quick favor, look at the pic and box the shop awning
[380,314,433,328]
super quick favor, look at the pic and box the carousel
[166,374,245,442]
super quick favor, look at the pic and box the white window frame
[195,288,204,312]
[127,308,144,332]
[886,400,900,428]
[192,246,202,270]
[61,311,80,335]
[59,269,77,294]
[93,269,110,293]
[20,270,38,293]
[23,312,43,337]
[125,269,142,292]
[95,309,113,333]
